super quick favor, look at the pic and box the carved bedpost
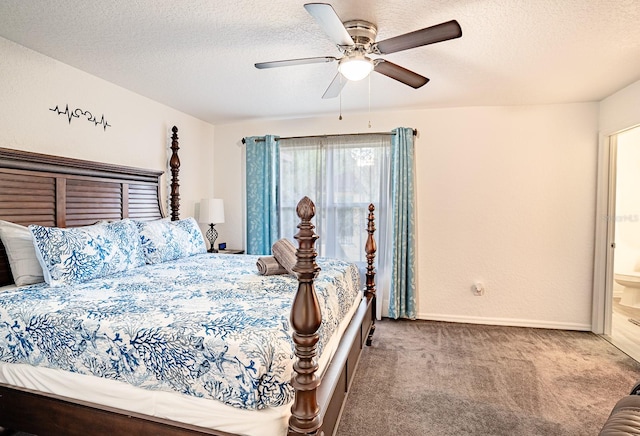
[169,126,180,221]
[288,196,322,436]
[365,203,377,346]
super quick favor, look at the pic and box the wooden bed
[0,126,377,436]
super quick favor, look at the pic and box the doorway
[607,125,640,362]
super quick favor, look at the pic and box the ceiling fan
[255,3,462,99]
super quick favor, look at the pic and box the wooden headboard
[0,147,165,286]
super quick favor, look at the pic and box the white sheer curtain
[279,134,392,319]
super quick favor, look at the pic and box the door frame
[592,134,616,334]
[593,125,640,334]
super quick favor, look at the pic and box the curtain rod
[241,129,417,144]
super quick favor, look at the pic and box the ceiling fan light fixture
[338,55,373,81]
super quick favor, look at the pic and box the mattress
[0,253,362,435]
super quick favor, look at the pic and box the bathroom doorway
[609,125,640,362]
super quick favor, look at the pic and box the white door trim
[592,134,616,334]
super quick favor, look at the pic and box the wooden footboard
[316,295,374,436]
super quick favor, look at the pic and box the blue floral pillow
[135,217,206,264]
[29,219,145,286]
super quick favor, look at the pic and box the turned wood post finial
[365,203,377,347]
[288,196,322,436]
[365,203,377,300]
[170,126,180,221]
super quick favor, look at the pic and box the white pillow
[29,219,145,286]
[0,220,45,286]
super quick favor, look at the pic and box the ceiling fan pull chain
[339,74,343,120]
[368,73,372,128]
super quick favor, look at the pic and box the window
[279,134,391,265]
[245,128,416,319]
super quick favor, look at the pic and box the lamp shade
[198,198,225,224]
[338,55,373,81]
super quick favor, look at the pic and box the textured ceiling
[1,0,639,124]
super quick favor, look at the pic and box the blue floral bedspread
[0,254,360,410]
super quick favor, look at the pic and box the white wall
[214,103,599,330]
[3,33,605,330]
[600,80,640,136]
[0,37,216,220]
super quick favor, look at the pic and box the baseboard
[417,313,592,331]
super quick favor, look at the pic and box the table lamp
[198,198,225,253]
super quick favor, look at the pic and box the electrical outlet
[473,283,485,296]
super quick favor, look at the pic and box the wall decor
[49,103,111,131]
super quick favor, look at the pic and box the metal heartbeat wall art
[49,104,112,131]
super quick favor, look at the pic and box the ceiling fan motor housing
[342,20,377,51]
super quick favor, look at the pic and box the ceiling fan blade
[322,72,347,99]
[255,56,337,69]
[304,3,354,47]
[374,60,429,88]
[374,20,462,55]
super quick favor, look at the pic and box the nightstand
[217,249,245,254]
